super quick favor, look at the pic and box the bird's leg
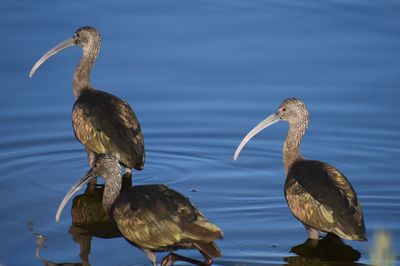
[304,224,320,240]
[200,251,213,266]
[161,252,211,266]
[86,149,97,189]
[144,250,157,266]
[86,149,96,165]
[121,172,132,191]
[324,232,343,244]
[124,167,132,178]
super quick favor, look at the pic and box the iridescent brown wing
[72,90,145,170]
[112,185,223,254]
[285,160,366,240]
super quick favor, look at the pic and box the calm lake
[0,0,399,265]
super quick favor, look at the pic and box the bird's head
[72,26,101,51]
[233,97,309,160]
[278,98,309,125]
[55,154,120,222]
[90,154,120,180]
[29,26,101,78]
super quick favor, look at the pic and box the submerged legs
[86,149,97,189]
[161,251,212,266]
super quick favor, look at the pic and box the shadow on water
[28,174,132,266]
[285,234,363,266]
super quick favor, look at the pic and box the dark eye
[93,163,98,168]
[282,107,287,112]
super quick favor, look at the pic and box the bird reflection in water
[28,174,131,266]
[69,173,132,239]
[66,173,132,265]
[285,234,362,265]
[56,154,223,266]
[29,221,83,266]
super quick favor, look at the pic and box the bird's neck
[102,170,122,215]
[73,46,98,98]
[283,120,307,175]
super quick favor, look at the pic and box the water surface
[0,0,399,265]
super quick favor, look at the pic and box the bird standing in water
[234,98,366,241]
[56,154,223,266]
[29,26,144,176]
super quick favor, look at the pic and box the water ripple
[236,240,291,256]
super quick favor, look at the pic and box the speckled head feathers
[72,26,101,48]
[91,154,121,179]
[278,98,309,126]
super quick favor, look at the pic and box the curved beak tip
[53,168,94,223]
[28,37,75,81]
[55,210,62,223]
[233,112,281,162]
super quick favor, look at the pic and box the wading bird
[29,26,144,176]
[56,154,223,266]
[234,98,366,241]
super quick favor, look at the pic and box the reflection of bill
[27,221,47,260]
[28,174,131,266]
[28,221,84,266]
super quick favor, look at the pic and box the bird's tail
[194,241,222,258]
[183,216,224,242]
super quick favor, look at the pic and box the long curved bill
[234,112,281,160]
[29,37,75,78]
[55,168,94,222]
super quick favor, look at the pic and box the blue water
[0,0,399,265]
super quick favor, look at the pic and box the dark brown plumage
[29,26,144,173]
[234,98,366,241]
[56,154,223,266]
[72,89,144,170]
